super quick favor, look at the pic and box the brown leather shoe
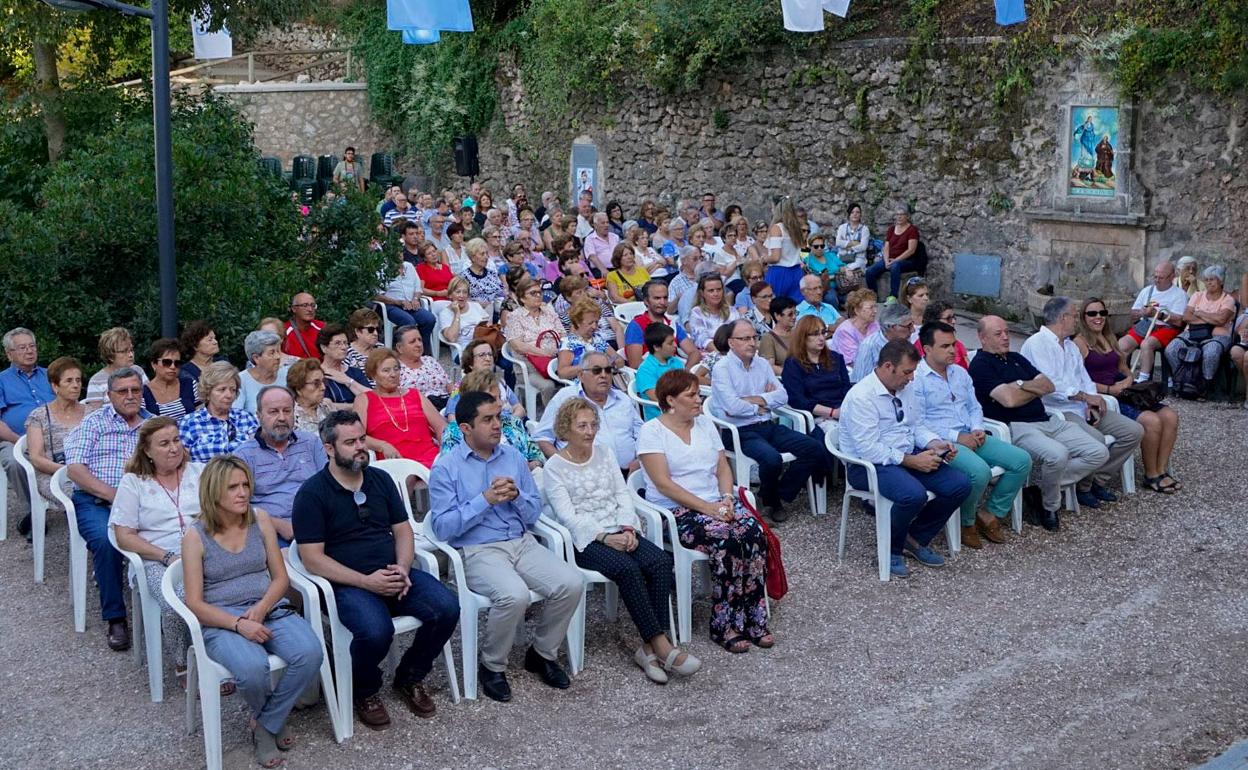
[394,680,436,718]
[960,524,983,549]
[353,694,391,730]
[106,619,131,652]
[976,510,1008,544]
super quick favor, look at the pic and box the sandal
[252,728,284,768]
[752,633,776,649]
[1160,473,1182,491]
[1143,476,1175,494]
[717,635,751,654]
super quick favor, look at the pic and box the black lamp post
[40,0,178,337]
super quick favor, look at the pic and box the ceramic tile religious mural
[1068,106,1118,197]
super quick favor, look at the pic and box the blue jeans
[203,609,323,735]
[332,569,459,699]
[864,256,921,299]
[72,491,126,621]
[847,463,971,554]
[384,304,437,352]
[733,421,828,508]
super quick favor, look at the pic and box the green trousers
[945,434,1032,526]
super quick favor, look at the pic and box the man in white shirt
[574,192,595,240]
[1022,297,1144,509]
[709,319,827,522]
[1117,261,1188,382]
[534,352,641,472]
[839,339,972,578]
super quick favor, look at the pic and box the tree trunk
[32,40,66,163]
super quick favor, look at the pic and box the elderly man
[1118,261,1189,383]
[293,411,459,728]
[535,191,558,228]
[969,315,1110,531]
[535,352,642,472]
[283,292,325,361]
[913,322,1031,548]
[1022,297,1143,508]
[840,339,971,578]
[383,192,419,230]
[852,302,915,382]
[623,280,702,370]
[426,206,451,252]
[234,386,326,546]
[66,368,151,650]
[796,273,842,329]
[574,192,595,239]
[0,327,54,515]
[582,212,619,278]
[710,318,827,523]
[429,392,584,703]
[668,246,704,325]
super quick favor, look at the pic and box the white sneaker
[1134,373,1150,383]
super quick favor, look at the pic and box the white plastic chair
[500,340,541,420]
[612,301,645,325]
[981,419,1033,534]
[13,435,53,583]
[1042,399,1132,511]
[49,467,89,632]
[625,371,659,419]
[821,426,961,582]
[372,301,395,348]
[161,560,345,770]
[107,526,165,702]
[701,399,822,516]
[547,357,575,387]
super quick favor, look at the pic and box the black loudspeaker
[453,135,480,177]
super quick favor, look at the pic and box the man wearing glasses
[839,339,971,578]
[283,292,326,361]
[700,192,725,227]
[534,352,643,474]
[0,327,54,517]
[293,411,459,729]
[65,368,152,649]
[852,302,915,382]
[709,319,827,523]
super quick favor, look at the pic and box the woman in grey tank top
[181,456,324,768]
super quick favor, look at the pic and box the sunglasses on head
[1085,310,1109,317]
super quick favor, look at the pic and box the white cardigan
[541,445,639,550]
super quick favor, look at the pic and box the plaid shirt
[65,404,151,490]
[179,407,260,463]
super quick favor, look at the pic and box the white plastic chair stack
[107,527,165,702]
[701,399,822,516]
[14,435,52,582]
[161,560,345,770]
[49,467,89,632]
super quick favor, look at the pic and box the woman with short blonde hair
[85,326,148,403]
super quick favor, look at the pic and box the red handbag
[525,328,561,376]
[737,487,787,601]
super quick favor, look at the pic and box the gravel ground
[1,397,1246,770]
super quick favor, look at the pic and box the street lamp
[40,0,178,337]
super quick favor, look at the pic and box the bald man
[283,292,325,360]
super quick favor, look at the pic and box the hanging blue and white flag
[190,12,232,60]
[387,0,474,33]
[401,28,442,45]
[822,0,851,18]
[781,0,824,32]
[995,0,1027,26]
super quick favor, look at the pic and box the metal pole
[247,52,255,83]
[150,0,177,337]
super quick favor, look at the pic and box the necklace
[156,467,187,534]
[376,390,411,431]
[561,445,593,464]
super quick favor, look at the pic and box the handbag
[43,403,66,464]
[524,328,561,375]
[1117,380,1166,411]
[1185,323,1214,343]
[736,487,788,601]
[471,322,505,353]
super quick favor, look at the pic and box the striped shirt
[65,404,152,490]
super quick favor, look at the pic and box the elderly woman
[344,308,383,373]
[557,297,622,380]
[256,318,301,368]
[865,203,922,301]
[638,369,772,653]
[180,362,260,462]
[834,202,871,271]
[179,320,220,389]
[831,288,879,364]
[1162,265,1236,396]
[625,223,668,277]
[439,368,542,467]
[465,236,507,309]
[110,417,205,683]
[286,358,335,434]
[181,455,323,769]
[1176,256,1204,298]
[782,315,852,429]
[606,242,651,304]
[502,275,561,409]
[762,198,807,303]
[741,277,775,333]
[445,339,526,421]
[554,274,619,344]
[236,330,289,415]
[24,356,85,510]
[85,326,149,403]
[142,338,197,420]
[354,348,445,466]
[416,241,455,313]
[437,276,492,356]
[395,324,452,410]
[544,397,700,682]
[758,296,798,375]
[317,323,371,405]
[916,301,969,368]
[1076,296,1182,493]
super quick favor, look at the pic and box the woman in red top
[353,348,445,468]
[864,203,922,301]
[915,302,970,369]
[415,241,454,315]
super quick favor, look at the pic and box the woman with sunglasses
[344,308,383,375]
[143,338,196,420]
[1075,297,1181,493]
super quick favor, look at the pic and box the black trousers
[574,538,674,642]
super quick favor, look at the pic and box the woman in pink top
[353,348,445,467]
[830,288,879,364]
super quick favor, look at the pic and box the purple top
[1082,347,1121,387]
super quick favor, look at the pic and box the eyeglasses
[360,326,379,334]
[1084,310,1110,318]
[585,365,617,376]
[730,334,761,342]
[292,302,318,309]
[111,387,143,395]
[473,351,494,359]
[940,314,957,323]
[156,358,180,368]
[353,489,369,522]
[9,343,36,353]
[754,293,774,301]
[809,242,826,249]
[891,396,905,423]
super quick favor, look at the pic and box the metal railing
[116,47,353,86]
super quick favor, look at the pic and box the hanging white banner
[191,12,233,60]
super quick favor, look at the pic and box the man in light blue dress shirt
[796,273,841,328]
[709,319,828,523]
[913,322,1031,549]
[839,339,971,578]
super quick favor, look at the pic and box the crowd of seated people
[3,178,1236,762]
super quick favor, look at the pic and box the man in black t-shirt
[293,411,459,730]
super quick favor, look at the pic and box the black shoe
[106,619,131,652]
[766,504,789,523]
[1090,483,1119,503]
[478,665,512,702]
[523,646,570,689]
[1023,508,1061,532]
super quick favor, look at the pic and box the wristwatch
[1014,379,1026,391]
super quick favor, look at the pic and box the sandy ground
[1,395,1246,770]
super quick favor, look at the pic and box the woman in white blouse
[437,276,491,359]
[542,398,700,683]
[395,325,452,411]
[763,197,806,303]
[834,202,871,271]
[637,369,772,654]
[109,416,215,688]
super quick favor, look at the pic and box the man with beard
[234,386,325,546]
[293,411,460,730]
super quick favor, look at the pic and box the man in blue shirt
[912,322,1031,549]
[623,281,702,370]
[429,391,583,703]
[0,327,55,524]
[796,274,842,329]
